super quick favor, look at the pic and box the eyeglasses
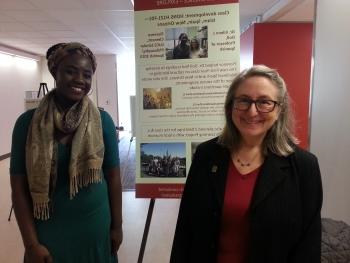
[233,97,280,113]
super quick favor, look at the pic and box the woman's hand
[105,166,123,256]
[110,226,123,256]
[11,176,52,263]
[24,243,53,263]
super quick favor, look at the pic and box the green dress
[10,109,119,263]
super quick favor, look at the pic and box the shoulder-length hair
[218,65,298,156]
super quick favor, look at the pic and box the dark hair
[218,65,298,156]
[46,43,64,60]
[190,38,200,51]
[178,33,188,40]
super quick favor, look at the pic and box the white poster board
[134,0,240,198]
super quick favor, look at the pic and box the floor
[119,132,136,191]
[0,131,180,263]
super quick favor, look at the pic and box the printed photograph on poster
[165,26,208,60]
[143,87,172,110]
[140,142,186,178]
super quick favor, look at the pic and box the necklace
[236,158,252,167]
[235,150,261,168]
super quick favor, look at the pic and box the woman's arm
[105,167,123,255]
[170,145,203,263]
[290,151,323,263]
[10,175,53,263]
[100,110,123,255]
[10,110,52,263]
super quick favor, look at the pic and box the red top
[217,161,260,263]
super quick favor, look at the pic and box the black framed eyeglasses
[233,97,280,113]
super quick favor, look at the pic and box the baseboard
[0,153,10,161]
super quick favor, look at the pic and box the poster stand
[137,198,155,263]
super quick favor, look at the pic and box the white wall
[40,59,55,90]
[116,52,136,132]
[95,55,119,125]
[0,49,41,156]
[310,0,350,224]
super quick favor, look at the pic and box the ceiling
[0,0,314,56]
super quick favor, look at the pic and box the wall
[253,23,313,149]
[95,55,119,125]
[0,48,41,156]
[40,59,55,90]
[240,23,313,149]
[310,0,350,224]
[240,25,254,71]
[116,52,136,132]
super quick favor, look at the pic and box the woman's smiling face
[231,76,281,142]
[54,53,93,105]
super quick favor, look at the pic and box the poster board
[134,0,240,198]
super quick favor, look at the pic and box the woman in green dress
[10,42,123,263]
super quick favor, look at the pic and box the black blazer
[170,137,322,263]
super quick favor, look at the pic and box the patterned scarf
[25,90,104,220]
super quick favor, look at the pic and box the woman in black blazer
[170,65,322,263]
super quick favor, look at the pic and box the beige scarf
[26,90,104,220]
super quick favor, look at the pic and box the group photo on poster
[140,142,186,178]
[165,26,208,60]
[143,87,172,110]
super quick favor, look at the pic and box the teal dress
[10,109,119,263]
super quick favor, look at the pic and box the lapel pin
[211,165,218,173]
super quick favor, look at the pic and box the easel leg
[8,205,13,221]
[137,198,155,263]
